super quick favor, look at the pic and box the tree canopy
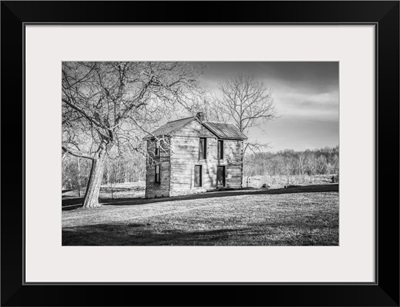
[62,61,202,207]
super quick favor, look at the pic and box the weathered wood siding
[170,136,218,196]
[170,120,218,196]
[220,139,244,189]
[145,137,171,198]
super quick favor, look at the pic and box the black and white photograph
[3,1,398,305]
[62,61,339,246]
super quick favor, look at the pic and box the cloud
[274,89,339,121]
[198,62,339,151]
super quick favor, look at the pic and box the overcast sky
[200,62,339,152]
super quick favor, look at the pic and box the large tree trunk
[82,149,107,209]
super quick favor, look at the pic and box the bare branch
[62,146,94,160]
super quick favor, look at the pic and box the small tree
[210,74,277,153]
[196,74,277,186]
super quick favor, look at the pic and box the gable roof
[202,122,248,140]
[146,117,195,138]
[145,116,247,140]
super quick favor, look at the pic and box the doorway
[217,166,225,188]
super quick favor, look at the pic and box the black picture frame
[1,1,399,306]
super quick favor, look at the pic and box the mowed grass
[62,187,339,246]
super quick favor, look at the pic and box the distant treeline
[63,146,339,192]
[243,146,339,178]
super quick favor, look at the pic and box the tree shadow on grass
[63,184,339,211]
[62,219,339,246]
[62,223,251,246]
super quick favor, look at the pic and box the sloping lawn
[62,187,339,246]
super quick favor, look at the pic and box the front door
[217,166,225,188]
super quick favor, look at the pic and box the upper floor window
[154,140,160,157]
[199,138,207,160]
[218,140,224,159]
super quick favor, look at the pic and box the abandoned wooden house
[144,112,248,198]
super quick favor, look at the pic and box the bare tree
[62,62,202,208]
[211,74,277,153]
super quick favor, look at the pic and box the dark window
[155,165,160,183]
[154,140,160,157]
[218,140,224,159]
[194,165,202,187]
[199,138,207,160]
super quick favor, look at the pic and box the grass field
[62,184,339,246]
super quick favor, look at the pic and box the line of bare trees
[243,146,339,178]
[62,154,146,195]
[63,146,339,198]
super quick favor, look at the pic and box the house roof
[145,116,247,140]
[147,117,195,138]
[202,122,248,140]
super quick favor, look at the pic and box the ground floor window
[217,165,225,187]
[155,164,160,183]
[194,165,202,187]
